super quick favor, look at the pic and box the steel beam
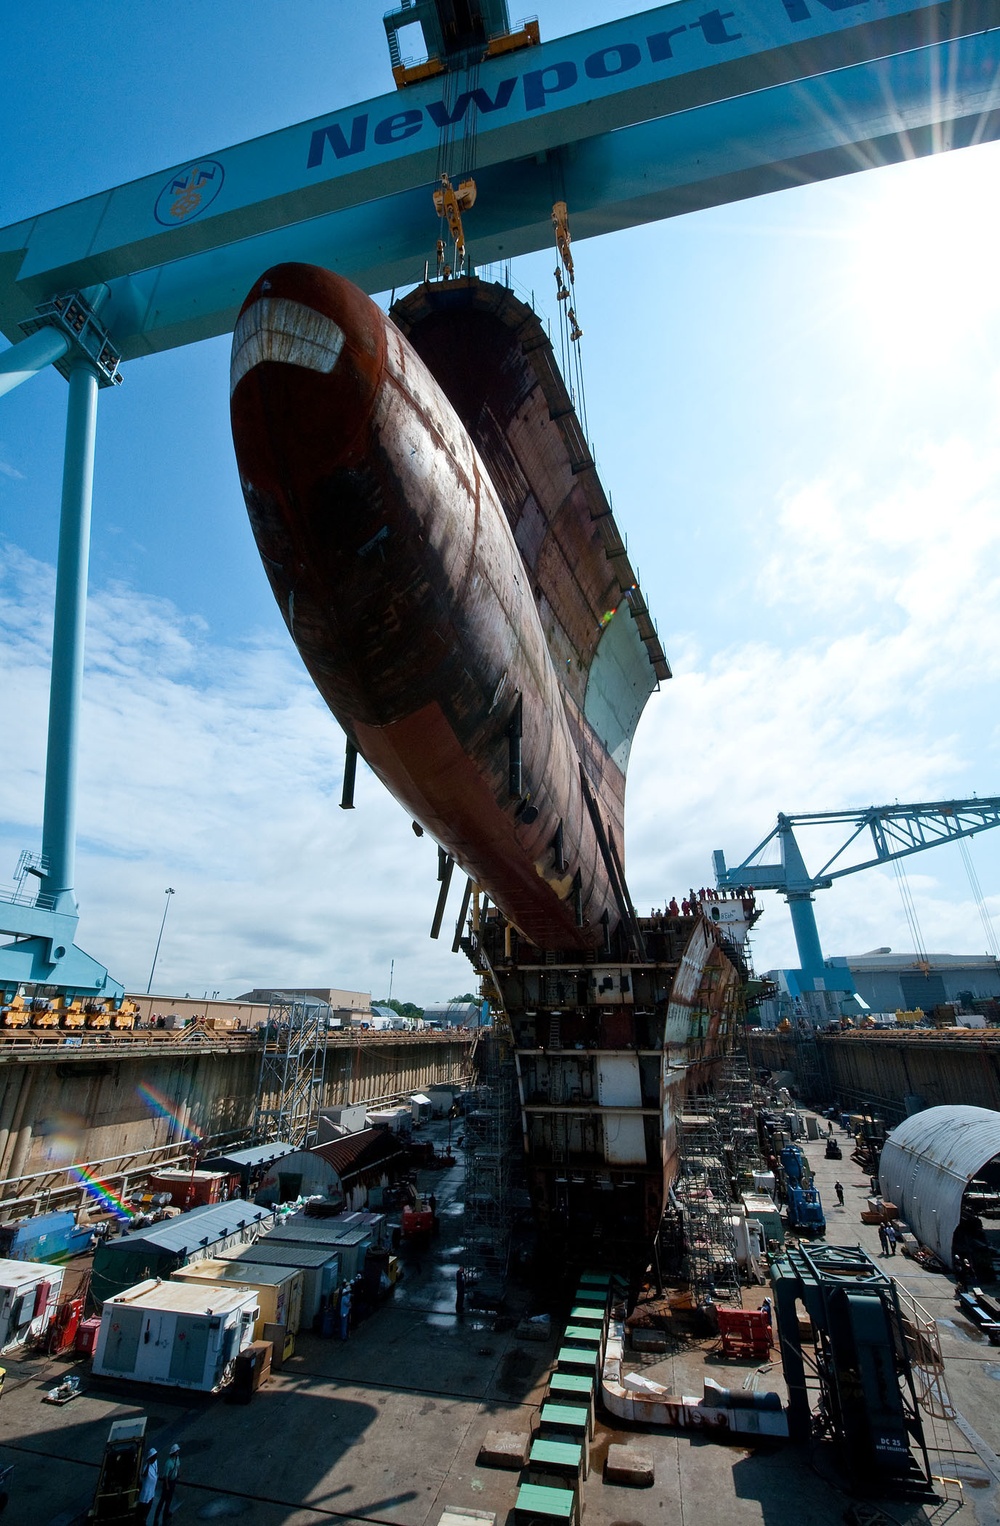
[0,327,69,399]
[1,2,999,356]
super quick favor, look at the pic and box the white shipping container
[0,1257,64,1352]
[93,1279,259,1391]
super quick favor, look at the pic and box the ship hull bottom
[468,909,743,1279]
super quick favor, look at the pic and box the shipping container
[93,1279,259,1391]
[91,1202,273,1304]
[171,1258,303,1336]
[0,1257,64,1351]
[146,1169,225,1209]
[220,1242,340,1328]
[0,1211,94,1263]
[266,1219,372,1281]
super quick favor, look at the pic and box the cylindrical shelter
[879,1105,1000,1268]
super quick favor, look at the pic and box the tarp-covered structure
[879,1105,1000,1268]
[255,1128,407,1211]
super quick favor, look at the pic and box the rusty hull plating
[230,265,665,952]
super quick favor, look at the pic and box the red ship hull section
[230,264,617,949]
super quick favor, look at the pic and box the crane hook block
[551,200,575,284]
[434,174,478,267]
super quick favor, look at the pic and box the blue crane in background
[713,799,1000,1018]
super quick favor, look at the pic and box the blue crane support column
[0,328,70,400]
[39,360,99,917]
[776,815,827,981]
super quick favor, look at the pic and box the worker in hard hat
[154,1443,180,1524]
[137,1447,158,1522]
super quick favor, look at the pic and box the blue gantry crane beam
[713,799,1000,1008]
[3,0,1000,999]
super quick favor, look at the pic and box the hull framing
[470,907,743,1270]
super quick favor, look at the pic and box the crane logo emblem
[154,161,225,226]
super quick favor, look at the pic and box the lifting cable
[432,56,480,279]
[958,837,1000,959]
[550,197,589,443]
[892,857,930,971]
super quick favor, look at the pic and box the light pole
[146,887,175,995]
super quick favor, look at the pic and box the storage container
[93,1279,259,1390]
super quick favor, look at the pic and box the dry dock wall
[0,1033,472,1208]
[748,1029,1000,1123]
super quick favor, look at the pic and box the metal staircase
[251,992,330,1147]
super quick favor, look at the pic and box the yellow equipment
[84,1001,112,1029]
[433,174,476,273]
[60,998,87,1030]
[30,998,59,1029]
[111,999,139,1030]
[2,994,31,1028]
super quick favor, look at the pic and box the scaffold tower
[251,992,330,1147]
[463,1021,519,1287]
[676,1097,743,1308]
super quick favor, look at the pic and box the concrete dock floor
[1,1115,998,1526]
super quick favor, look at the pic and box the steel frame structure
[251,993,330,1149]
[3,0,1000,998]
[714,799,1000,994]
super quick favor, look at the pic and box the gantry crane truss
[714,797,1000,992]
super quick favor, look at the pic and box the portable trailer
[0,1257,64,1352]
[266,1219,372,1281]
[220,1241,341,1328]
[93,1278,259,1391]
[771,1243,931,1492]
[171,1257,304,1337]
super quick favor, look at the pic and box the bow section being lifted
[230,264,665,952]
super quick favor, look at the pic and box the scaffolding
[251,992,330,1148]
[462,1021,519,1290]
[716,1053,763,1190]
[675,1097,743,1307]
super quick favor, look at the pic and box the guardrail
[0,1024,479,1058]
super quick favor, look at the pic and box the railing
[0,883,57,910]
[0,1025,477,1056]
[0,1125,251,1220]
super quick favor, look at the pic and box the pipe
[0,327,70,400]
[40,362,101,916]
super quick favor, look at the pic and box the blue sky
[3,1,1000,1004]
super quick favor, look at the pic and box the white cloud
[624,394,1000,975]
[0,542,479,1005]
[0,459,24,481]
